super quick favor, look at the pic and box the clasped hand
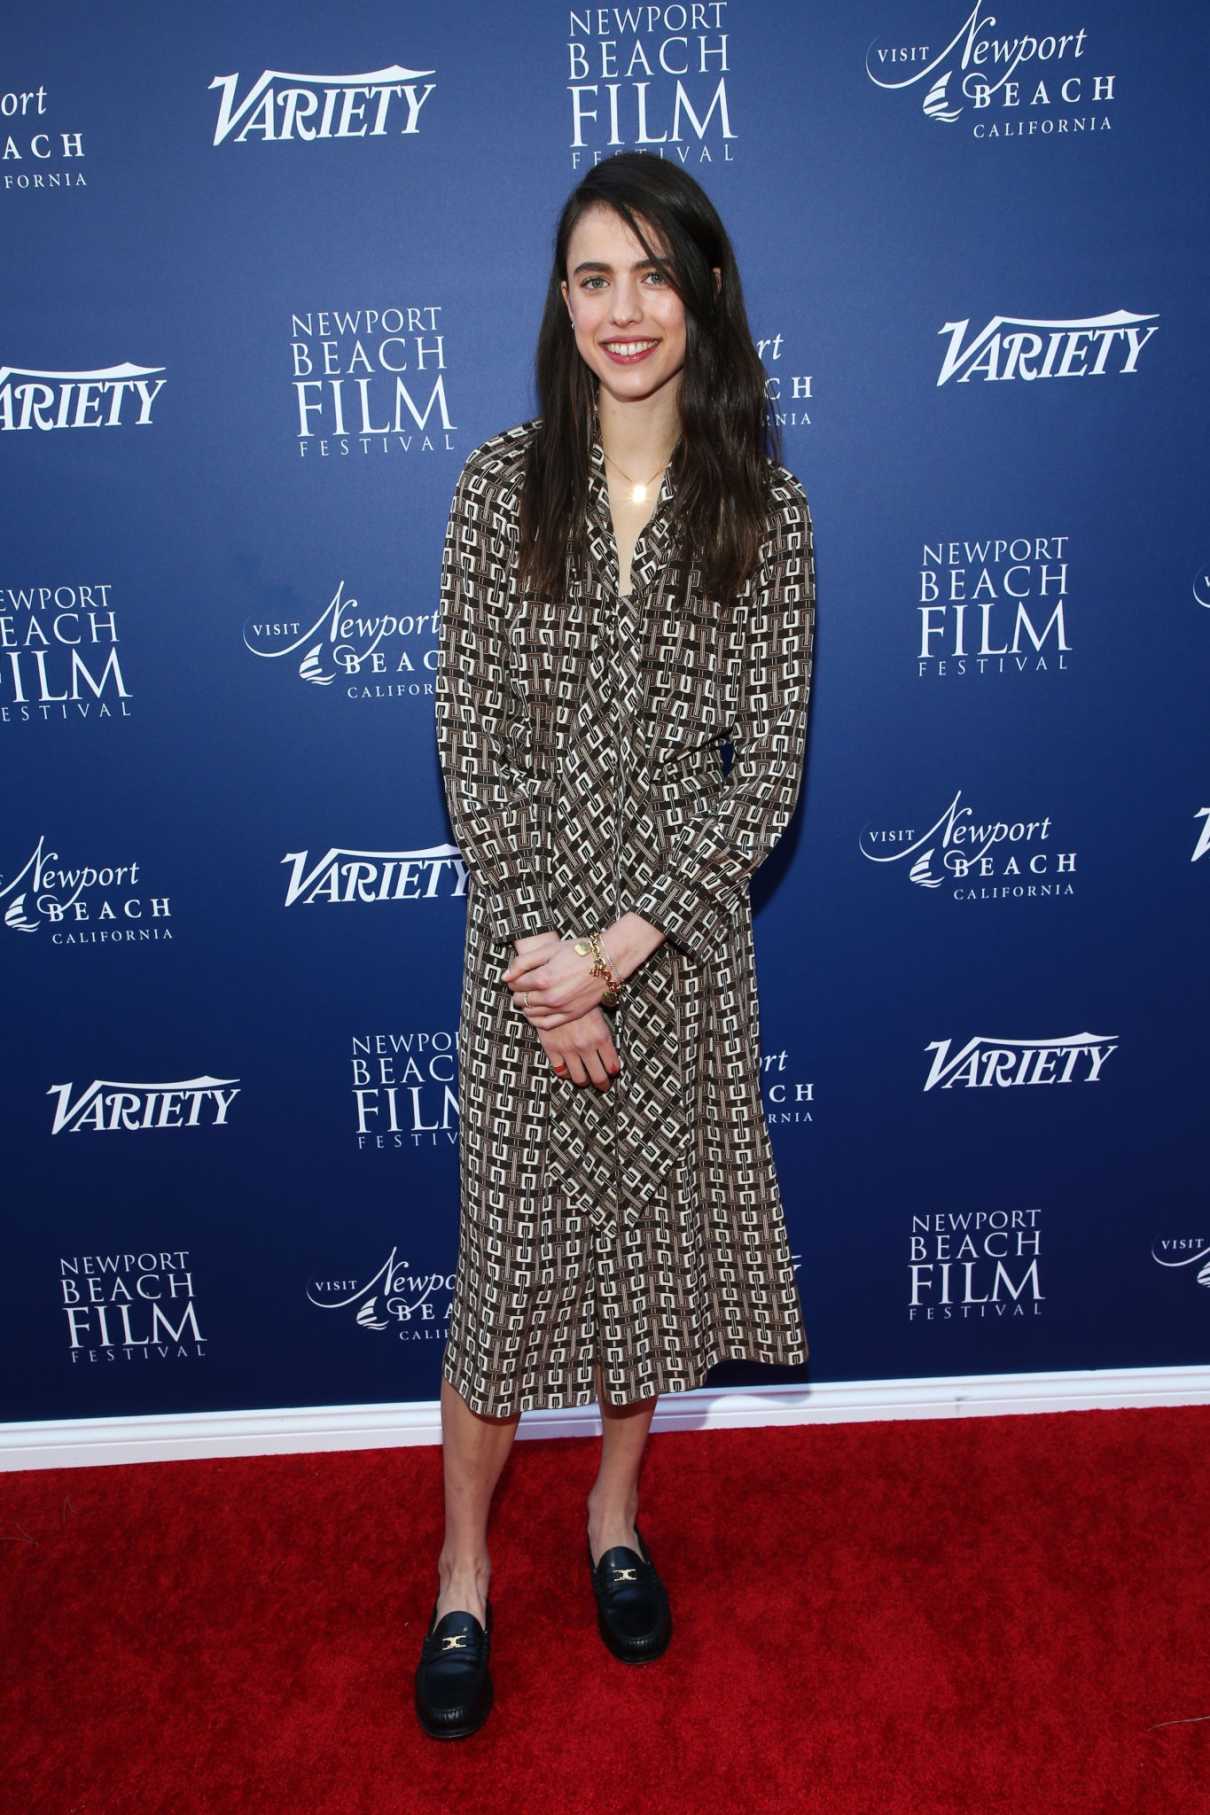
[502,932,622,1091]
[503,932,611,1029]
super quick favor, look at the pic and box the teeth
[607,340,656,356]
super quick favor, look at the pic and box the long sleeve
[630,478,816,961]
[434,454,555,947]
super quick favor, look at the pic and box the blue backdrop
[5,0,1208,1426]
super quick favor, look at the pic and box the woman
[417,152,816,1739]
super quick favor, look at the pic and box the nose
[609,276,643,326]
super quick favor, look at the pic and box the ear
[561,278,573,321]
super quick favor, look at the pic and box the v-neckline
[586,436,676,599]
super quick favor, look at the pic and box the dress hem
[440,1340,809,1420]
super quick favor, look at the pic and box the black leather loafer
[414,1599,494,1739]
[587,1522,672,1663]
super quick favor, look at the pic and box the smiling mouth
[601,339,659,363]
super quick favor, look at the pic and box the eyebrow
[571,257,664,275]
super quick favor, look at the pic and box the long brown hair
[518,153,780,602]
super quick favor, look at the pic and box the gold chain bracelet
[574,931,623,1009]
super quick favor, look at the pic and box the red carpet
[3,1406,1208,1813]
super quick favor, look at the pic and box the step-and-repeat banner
[5,3,1207,1426]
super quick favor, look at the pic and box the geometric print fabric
[434,419,816,1414]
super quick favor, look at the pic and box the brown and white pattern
[434,419,816,1415]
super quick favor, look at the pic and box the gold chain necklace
[602,445,676,506]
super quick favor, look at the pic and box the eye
[579,275,607,291]
[643,268,671,286]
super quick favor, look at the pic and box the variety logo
[918,533,1071,677]
[290,307,456,458]
[282,844,465,907]
[48,1076,240,1135]
[1151,1238,1210,1291]
[1193,810,1210,865]
[922,1033,1117,1091]
[0,581,132,726]
[909,1207,1043,1320]
[0,362,166,431]
[352,1029,459,1150]
[567,1,735,166]
[1194,560,1210,611]
[866,3,1117,140]
[758,329,813,432]
[242,579,439,702]
[210,65,436,145]
[61,1250,206,1363]
[860,789,1077,901]
[1,835,172,946]
[2,82,88,191]
[308,1245,454,1343]
[937,310,1158,385]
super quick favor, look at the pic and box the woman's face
[561,203,687,410]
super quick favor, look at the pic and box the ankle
[436,1551,491,1617]
[586,1492,641,1564]
[438,1549,490,1583]
[587,1485,638,1526]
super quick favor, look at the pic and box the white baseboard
[1,1363,1207,1472]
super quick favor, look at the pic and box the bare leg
[435,1376,521,1625]
[587,1359,658,1566]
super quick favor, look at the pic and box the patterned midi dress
[434,419,816,1416]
